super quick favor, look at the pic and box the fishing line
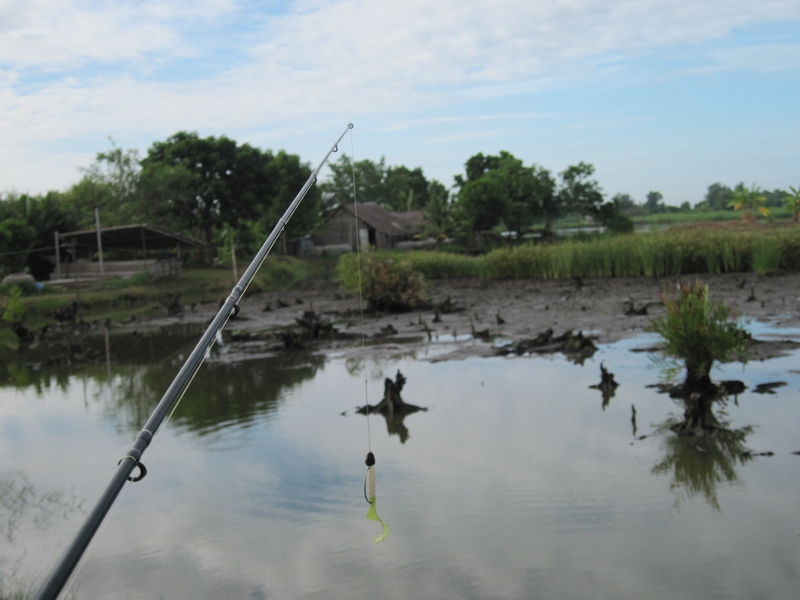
[349,129,372,455]
[348,133,389,543]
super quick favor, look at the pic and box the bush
[650,281,747,387]
[338,255,428,311]
[2,285,25,325]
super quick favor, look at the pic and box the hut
[298,203,427,256]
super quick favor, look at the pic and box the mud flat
[123,271,800,363]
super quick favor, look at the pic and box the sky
[1,0,799,206]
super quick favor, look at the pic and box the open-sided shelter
[55,223,205,280]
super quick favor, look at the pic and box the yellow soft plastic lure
[364,452,390,543]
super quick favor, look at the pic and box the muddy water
[2,326,799,599]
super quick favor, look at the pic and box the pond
[2,324,799,599]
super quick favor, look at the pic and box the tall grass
[338,226,800,281]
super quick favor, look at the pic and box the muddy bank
[113,271,800,363]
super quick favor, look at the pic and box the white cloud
[0,0,239,69]
[0,0,799,193]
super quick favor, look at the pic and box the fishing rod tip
[348,123,354,129]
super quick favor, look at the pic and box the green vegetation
[0,256,338,337]
[1,286,25,326]
[728,184,768,222]
[650,281,747,387]
[337,255,428,311]
[784,186,800,222]
[339,224,800,281]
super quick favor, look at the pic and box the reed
[336,225,800,282]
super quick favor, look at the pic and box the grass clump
[650,280,747,389]
[338,254,428,311]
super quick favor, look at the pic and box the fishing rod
[35,123,354,600]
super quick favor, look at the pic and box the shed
[307,203,427,254]
[55,224,205,281]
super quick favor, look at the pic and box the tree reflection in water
[110,351,326,434]
[652,392,753,511]
[2,325,326,436]
[0,471,83,598]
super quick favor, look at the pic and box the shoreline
[126,271,800,363]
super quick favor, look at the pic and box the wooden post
[140,226,147,274]
[72,239,81,323]
[54,231,61,279]
[95,207,104,277]
[231,229,239,282]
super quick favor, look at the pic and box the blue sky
[1,0,799,205]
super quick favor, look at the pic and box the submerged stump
[356,370,427,443]
[356,370,426,416]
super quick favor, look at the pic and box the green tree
[611,193,636,212]
[0,192,74,278]
[60,139,145,229]
[728,183,768,222]
[139,132,274,246]
[595,197,634,233]
[321,155,388,212]
[424,180,451,237]
[455,151,553,237]
[783,186,800,222]
[704,183,734,211]
[761,188,787,208]
[385,165,429,211]
[262,150,321,243]
[557,162,604,220]
[644,191,665,214]
[0,218,36,275]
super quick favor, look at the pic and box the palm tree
[728,184,768,222]
[783,186,800,223]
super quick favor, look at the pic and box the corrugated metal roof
[58,224,205,251]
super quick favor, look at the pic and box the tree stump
[357,370,426,416]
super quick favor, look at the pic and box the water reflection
[356,371,427,444]
[589,362,619,410]
[651,391,754,511]
[108,351,325,435]
[1,325,326,436]
[0,471,83,597]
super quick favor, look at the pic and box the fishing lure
[364,452,390,542]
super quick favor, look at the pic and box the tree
[60,139,145,229]
[704,183,734,212]
[557,162,604,220]
[611,193,636,212]
[595,197,634,234]
[424,180,451,237]
[728,184,768,222]
[783,186,800,222]
[320,155,388,212]
[644,191,665,214]
[384,165,429,211]
[262,150,321,242]
[762,188,787,208]
[0,192,74,278]
[0,218,36,275]
[454,151,551,237]
[139,132,275,246]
